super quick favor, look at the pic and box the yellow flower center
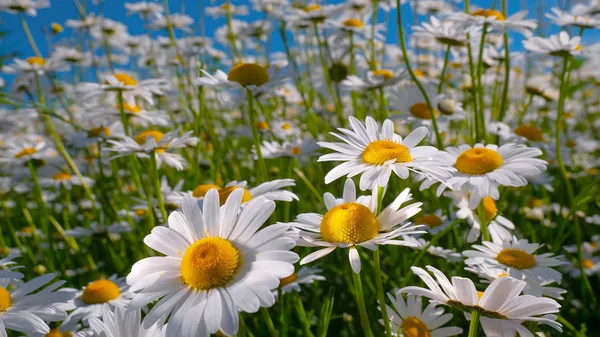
[134,209,146,217]
[46,329,73,337]
[409,103,436,120]
[227,63,270,87]
[15,147,37,158]
[362,140,412,165]
[0,287,12,312]
[320,203,379,244]
[87,126,111,138]
[134,130,164,145]
[218,186,253,205]
[304,4,321,11]
[496,249,536,270]
[373,69,394,80]
[414,69,425,78]
[26,57,46,66]
[180,237,241,290]
[291,147,302,155]
[81,280,121,304]
[415,214,443,228]
[279,273,299,288]
[513,125,544,142]
[281,123,292,130]
[580,259,594,269]
[472,9,505,21]
[192,184,221,198]
[576,44,583,51]
[343,18,364,28]
[112,73,137,86]
[51,23,64,34]
[257,121,270,130]
[455,148,503,175]
[482,197,498,221]
[400,316,431,337]
[53,172,73,181]
[121,103,141,113]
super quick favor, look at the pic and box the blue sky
[0,0,573,60]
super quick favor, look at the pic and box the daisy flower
[105,129,198,171]
[413,209,453,235]
[85,103,170,127]
[126,191,299,336]
[206,3,249,18]
[383,293,462,337]
[270,120,302,140]
[65,222,131,239]
[401,235,463,262]
[413,16,477,47]
[124,1,164,18]
[288,4,345,27]
[290,179,424,273]
[2,56,67,76]
[277,266,326,294]
[151,13,194,32]
[39,171,94,190]
[0,273,75,336]
[0,0,49,16]
[318,116,455,190]
[189,179,298,205]
[0,254,24,285]
[0,137,57,166]
[77,73,170,106]
[463,236,567,284]
[61,275,134,329]
[546,7,600,29]
[400,266,562,337]
[388,85,443,127]
[87,306,165,337]
[445,143,547,208]
[260,139,320,160]
[340,69,408,91]
[523,31,582,57]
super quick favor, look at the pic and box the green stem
[19,13,41,57]
[260,308,279,337]
[247,90,268,181]
[476,24,489,142]
[396,0,443,149]
[150,151,168,222]
[438,45,451,94]
[313,23,344,126]
[467,311,480,337]
[373,247,392,337]
[498,0,510,121]
[117,91,131,136]
[478,202,490,242]
[352,270,373,337]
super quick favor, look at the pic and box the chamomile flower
[277,266,326,294]
[288,4,345,27]
[445,143,547,208]
[206,3,249,18]
[151,13,194,32]
[0,137,57,166]
[388,85,442,126]
[2,56,67,76]
[39,171,94,190]
[65,222,131,239]
[383,294,462,337]
[400,266,562,337]
[523,31,583,57]
[0,254,24,285]
[401,235,463,262]
[85,103,170,127]
[190,179,298,205]
[318,117,455,190]
[61,275,134,329]
[0,0,49,16]
[124,1,164,18]
[546,7,600,29]
[413,16,476,47]
[87,306,165,337]
[0,273,75,336]
[270,120,302,139]
[126,191,299,336]
[77,73,170,106]
[340,69,408,91]
[463,236,567,284]
[291,179,424,273]
[260,139,319,159]
[105,129,198,170]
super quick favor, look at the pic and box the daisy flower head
[87,306,165,337]
[383,293,462,337]
[546,7,600,29]
[190,179,298,205]
[206,3,249,18]
[413,16,477,47]
[0,136,57,166]
[523,31,583,57]
[85,103,170,128]
[151,13,194,32]
[0,273,75,336]
[2,56,67,76]
[388,85,442,126]
[463,236,567,284]
[445,143,547,208]
[340,69,408,91]
[288,3,346,27]
[39,171,94,190]
[318,116,455,190]
[413,209,453,235]
[270,119,301,140]
[291,179,424,273]
[61,275,134,329]
[277,266,326,295]
[106,129,198,170]
[0,0,49,16]
[77,72,170,106]
[126,191,299,336]
[260,139,320,160]
[401,235,463,262]
[400,266,562,337]
[124,1,164,18]
[0,254,24,286]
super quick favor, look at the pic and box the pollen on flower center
[343,18,364,28]
[256,121,270,130]
[81,280,121,304]
[218,186,253,205]
[513,125,544,142]
[193,184,221,198]
[320,202,379,244]
[0,286,12,312]
[497,248,536,270]
[227,63,270,87]
[121,103,141,114]
[409,103,437,120]
[279,273,299,288]
[401,316,431,337]
[291,147,302,155]
[26,57,46,66]
[53,172,72,181]
[578,259,594,269]
[134,130,164,145]
[472,9,505,21]
[180,237,241,290]
[281,123,292,130]
[15,147,37,158]
[304,4,321,12]
[373,69,394,80]
[362,140,413,165]
[46,329,73,337]
[415,214,443,228]
[87,126,111,138]
[455,148,503,175]
[112,73,137,86]
[482,197,498,221]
